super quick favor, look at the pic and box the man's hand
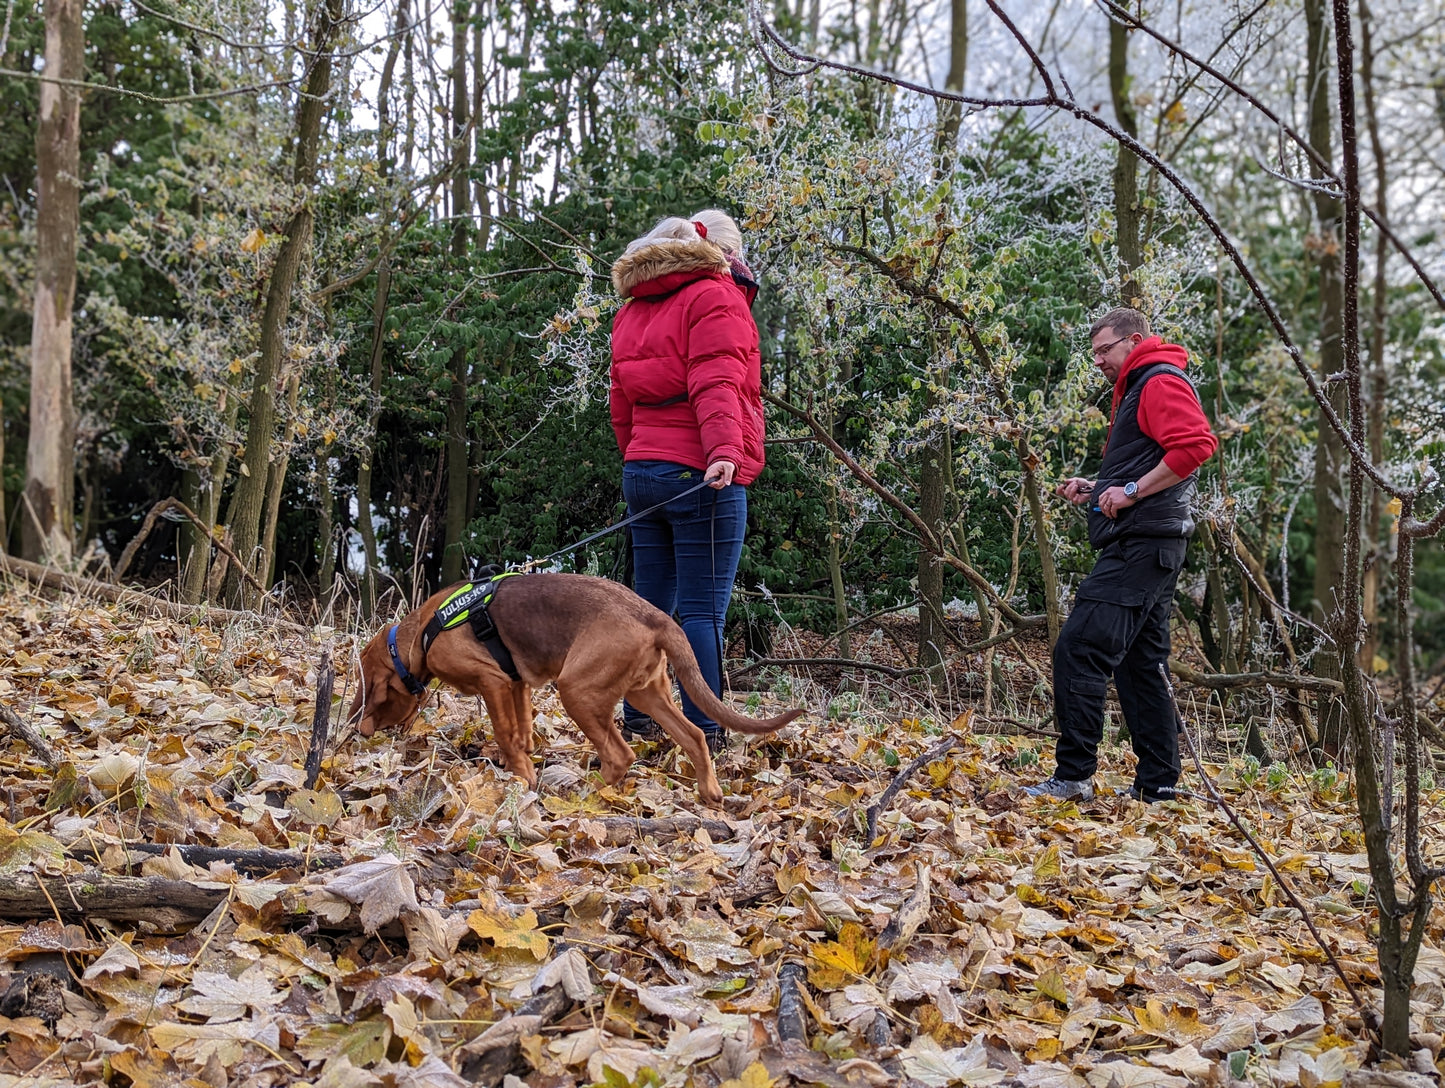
[705,460,737,489]
[1096,485,1137,518]
[1056,477,1096,505]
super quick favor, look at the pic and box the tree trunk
[1304,0,1349,755]
[353,0,407,620]
[932,0,966,175]
[1358,0,1388,675]
[220,0,344,606]
[1018,439,1060,647]
[826,491,851,662]
[21,0,84,566]
[0,397,8,552]
[440,0,471,586]
[357,262,391,620]
[1107,13,1142,306]
[260,372,302,589]
[179,376,243,604]
[917,430,946,680]
[916,0,967,684]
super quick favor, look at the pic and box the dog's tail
[658,621,803,735]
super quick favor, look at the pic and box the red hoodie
[609,239,765,485]
[1106,337,1217,477]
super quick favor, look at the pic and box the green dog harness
[419,571,522,681]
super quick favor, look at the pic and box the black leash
[521,477,714,572]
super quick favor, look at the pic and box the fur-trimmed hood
[611,238,730,298]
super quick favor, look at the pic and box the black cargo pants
[1052,534,1189,800]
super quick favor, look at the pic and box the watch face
[1124,482,1138,497]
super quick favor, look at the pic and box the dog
[347,572,802,804]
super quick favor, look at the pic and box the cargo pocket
[1062,597,1141,661]
[1156,539,1187,572]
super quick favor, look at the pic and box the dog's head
[347,625,426,737]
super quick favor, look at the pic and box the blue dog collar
[387,625,427,696]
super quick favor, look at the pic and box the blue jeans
[621,461,747,733]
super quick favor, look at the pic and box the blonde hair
[689,209,743,255]
[623,210,743,257]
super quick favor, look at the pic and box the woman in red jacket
[609,209,765,752]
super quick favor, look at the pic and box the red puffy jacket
[609,238,766,485]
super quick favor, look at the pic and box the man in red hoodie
[1025,308,1218,804]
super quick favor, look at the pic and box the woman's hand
[704,460,737,489]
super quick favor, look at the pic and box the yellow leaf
[1132,999,1211,1043]
[1165,101,1188,124]
[720,1062,777,1088]
[467,907,550,961]
[1372,654,1390,675]
[322,428,338,445]
[1033,844,1062,881]
[1386,497,1402,517]
[240,227,266,253]
[1016,883,1048,907]
[1026,1037,1062,1062]
[229,358,243,374]
[1034,968,1070,1006]
[806,921,874,990]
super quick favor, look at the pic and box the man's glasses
[1091,335,1130,358]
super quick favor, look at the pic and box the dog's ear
[472,562,503,581]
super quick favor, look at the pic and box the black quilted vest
[1087,362,1200,549]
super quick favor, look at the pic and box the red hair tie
[693,221,708,239]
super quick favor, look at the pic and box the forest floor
[0,576,1443,1087]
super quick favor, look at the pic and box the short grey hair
[1089,307,1152,341]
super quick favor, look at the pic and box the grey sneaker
[1126,784,1174,803]
[1022,776,1095,802]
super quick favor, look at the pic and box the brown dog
[347,573,802,804]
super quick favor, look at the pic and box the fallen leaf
[467,905,550,961]
[320,855,419,933]
[176,966,284,1022]
[899,1035,1004,1086]
[532,946,593,999]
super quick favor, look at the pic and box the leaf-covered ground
[1,583,1443,1087]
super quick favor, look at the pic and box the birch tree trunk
[220,0,345,606]
[22,0,84,565]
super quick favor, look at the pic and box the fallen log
[66,841,345,875]
[571,816,735,845]
[0,870,229,926]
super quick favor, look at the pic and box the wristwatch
[1123,481,1139,499]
